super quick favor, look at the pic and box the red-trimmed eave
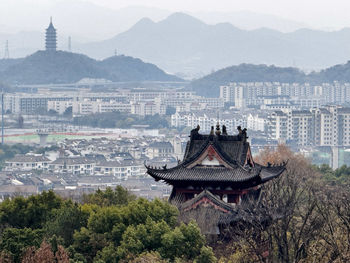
[184,197,230,213]
[175,185,260,195]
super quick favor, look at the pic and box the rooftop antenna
[114,49,117,56]
[4,40,9,59]
[68,36,71,52]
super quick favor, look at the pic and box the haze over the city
[2,0,350,37]
[2,1,350,262]
[2,0,350,76]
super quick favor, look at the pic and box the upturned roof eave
[146,162,286,185]
[260,165,287,183]
[145,166,262,184]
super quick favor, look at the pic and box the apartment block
[269,106,350,147]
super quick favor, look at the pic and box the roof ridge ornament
[222,125,228,135]
[215,122,221,136]
[237,126,248,142]
[190,125,200,138]
[209,126,215,136]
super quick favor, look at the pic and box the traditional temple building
[146,124,286,234]
[45,17,57,51]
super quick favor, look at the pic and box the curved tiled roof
[147,127,286,185]
[146,164,261,183]
[182,134,249,166]
[260,165,286,182]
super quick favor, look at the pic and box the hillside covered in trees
[0,51,182,85]
[190,61,350,97]
[0,146,350,262]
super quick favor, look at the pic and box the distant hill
[192,10,308,33]
[98,55,180,82]
[0,51,182,84]
[190,61,350,97]
[76,12,350,77]
[312,61,350,83]
[0,58,24,72]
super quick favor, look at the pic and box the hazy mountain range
[0,51,181,84]
[1,5,350,77]
[0,1,309,38]
[0,4,310,62]
[73,12,350,77]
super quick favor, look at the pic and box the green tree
[160,221,205,260]
[121,198,178,227]
[87,206,123,235]
[0,144,34,167]
[71,228,107,262]
[82,186,135,207]
[0,190,63,229]
[93,243,118,263]
[45,201,89,247]
[314,164,350,185]
[130,251,168,263]
[117,218,170,257]
[0,228,43,263]
[194,246,217,263]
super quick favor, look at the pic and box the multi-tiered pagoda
[146,124,286,234]
[45,17,57,51]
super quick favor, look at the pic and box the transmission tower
[4,40,9,59]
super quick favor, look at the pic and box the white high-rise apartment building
[287,110,313,146]
[268,111,288,143]
[234,86,246,108]
[312,106,350,146]
[171,111,246,133]
[247,114,267,132]
[219,82,350,109]
[220,84,236,103]
[268,110,313,146]
[269,106,350,147]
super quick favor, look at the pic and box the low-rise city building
[5,155,51,171]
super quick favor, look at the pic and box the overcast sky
[82,0,350,29]
[2,0,350,30]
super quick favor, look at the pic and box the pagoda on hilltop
[45,17,57,51]
[146,124,286,234]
